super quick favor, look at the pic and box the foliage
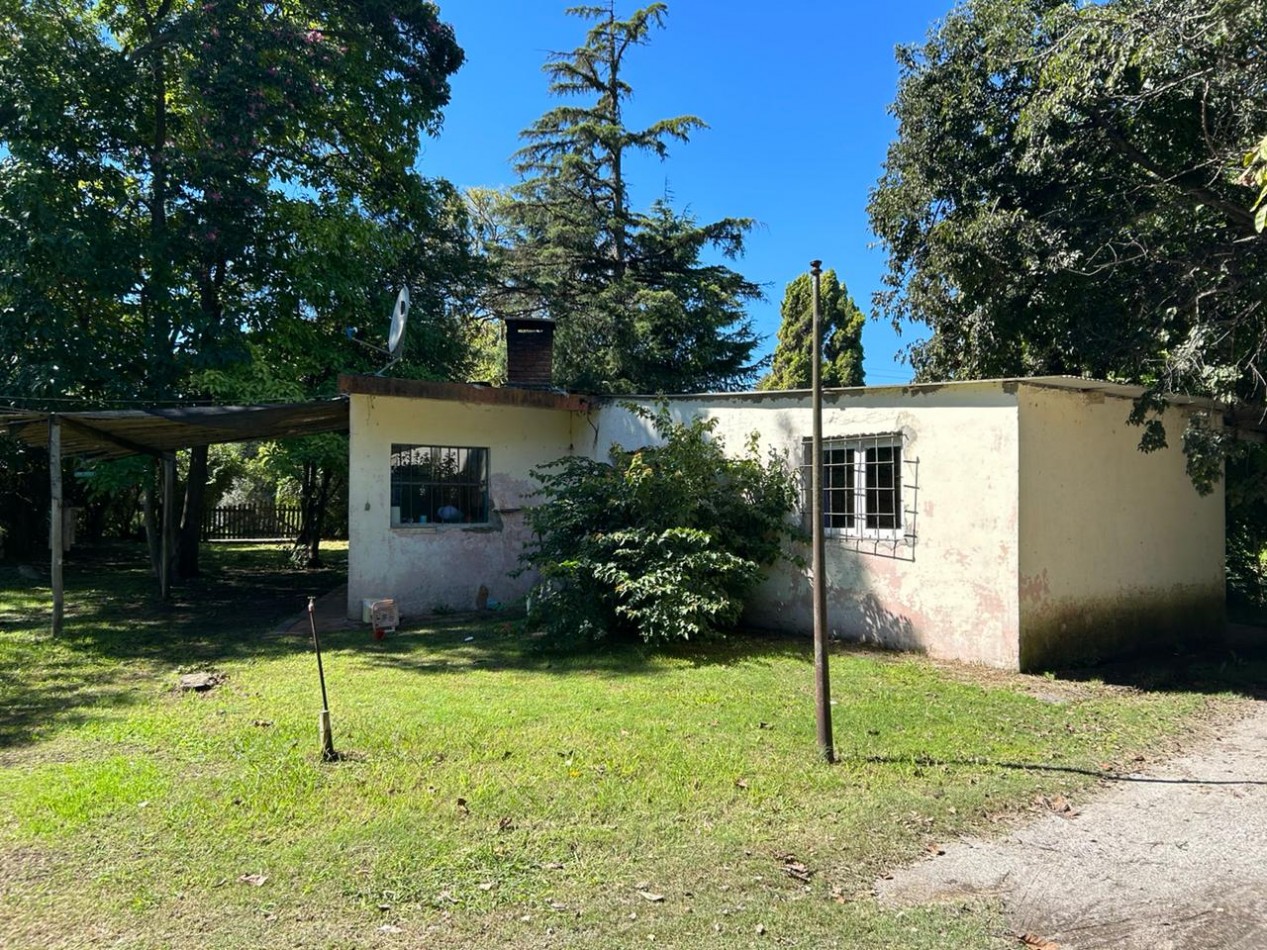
[868,0,1266,461]
[0,0,472,576]
[521,407,800,644]
[1247,134,1267,234]
[0,0,467,406]
[758,268,865,390]
[477,2,763,394]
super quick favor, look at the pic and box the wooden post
[161,454,174,600]
[810,260,835,763]
[49,415,64,637]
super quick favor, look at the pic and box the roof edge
[338,374,594,413]
[618,375,1224,411]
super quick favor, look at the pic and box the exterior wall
[346,393,580,619]
[1016,384,1225,670]
[592,384,1024,668]
[344,376,1227,671]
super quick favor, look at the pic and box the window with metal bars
[803,435,903,536]
[389,444,489,527]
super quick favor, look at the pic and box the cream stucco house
[339,371,1225,672]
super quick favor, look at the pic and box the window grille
[802,433,918,558]
[389,444,489,526]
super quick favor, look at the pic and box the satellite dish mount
[348,286,410,374]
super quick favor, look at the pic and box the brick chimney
[504,318,555,388]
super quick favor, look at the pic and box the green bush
[521,406,800,645]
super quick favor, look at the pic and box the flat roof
[338,374,594,412]
[653,375,1225,409]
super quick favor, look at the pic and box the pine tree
[758,270,865,390]
[490,2,762,393]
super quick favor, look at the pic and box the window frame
[388,443,490,529]
[804,433,905,541]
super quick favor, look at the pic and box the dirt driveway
[877,698,1267,949]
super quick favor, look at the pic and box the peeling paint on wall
[1019,569,1051,604]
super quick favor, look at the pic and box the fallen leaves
[773,850,815,883]
[237,873,267,887]
[1032,794,1079,818]
[638,890,665,903]
[1018,932,1060,949]
[780,860,813,883]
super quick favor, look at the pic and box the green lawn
[0,543,1252,948]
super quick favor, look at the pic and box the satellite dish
[387,287,410,356]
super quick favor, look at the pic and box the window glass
[389,444,489,526]
[804,436,903,535]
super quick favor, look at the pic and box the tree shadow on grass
[0,542,348,749]
[348,617,816,680]
[0,642,151,751]
[1047,631,1267,702]
[843,752,1267,787]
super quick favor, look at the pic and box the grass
[0,543,1259,948]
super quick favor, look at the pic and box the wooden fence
[203,505,303,541]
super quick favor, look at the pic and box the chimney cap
[504,315,556,326]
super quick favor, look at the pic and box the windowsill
[825,530,907,542]
[390,522,491,532]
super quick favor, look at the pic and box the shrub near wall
[522,407,801,645]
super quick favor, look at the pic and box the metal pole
[161,455,174,600]
[308,596,336,761]
[49,415,64,637]
[810,260,834,763]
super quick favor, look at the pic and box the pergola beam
[59,415,162,458]
[49,416,64,637]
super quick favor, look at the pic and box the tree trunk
[177,445,208,578]
[306,466,333,567]
[292,461,325,568]
[142,471,161,578]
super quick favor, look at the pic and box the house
[340,357,1225,671]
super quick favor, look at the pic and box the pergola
[2,399,349,635]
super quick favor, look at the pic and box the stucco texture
[1015,384,1225,669]
[597,384,1023,668]
[344,378,1226,671]
[345,393,581,618]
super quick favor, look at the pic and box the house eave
[337,374,594,413]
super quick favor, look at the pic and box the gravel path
[876,700,1267,949]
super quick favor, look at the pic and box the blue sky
[418,1,956,385]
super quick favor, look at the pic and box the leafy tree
[1247,134,1267,234]
[483,2,763,394]
[0,0,467,574]
[521,407,800,645]
[758,269,865,391]
[868,0,1266,459]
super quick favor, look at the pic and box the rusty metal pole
[810,260,834,762]
[308,596,337,762]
